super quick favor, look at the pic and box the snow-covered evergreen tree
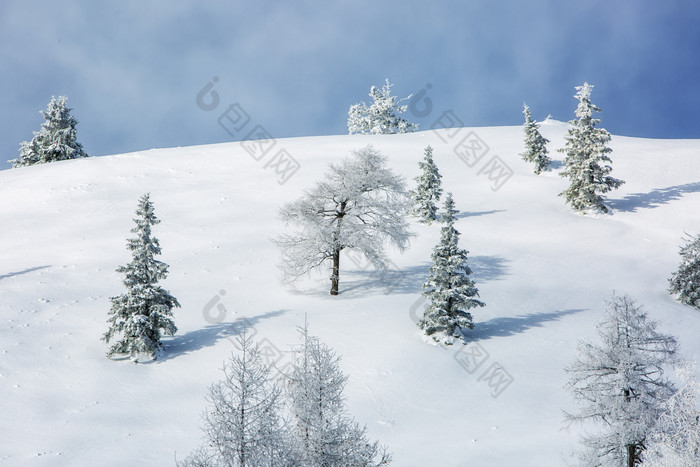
[564,294,679,466]
[668,233,700,310]
[102,193,180,361]
[11,96,88,168]
[645,361,700,466]
[276,145,412,295]
[558,83,624,213]
[180,330,291,467]
[409,145,442,224]
[419,193,484,344]
[347,79,418,135]
[287,325,391,466]
[520,103,551,174]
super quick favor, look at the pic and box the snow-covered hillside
[2,122,700,466]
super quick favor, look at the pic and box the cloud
[1,0,698,169]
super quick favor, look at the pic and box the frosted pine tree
[520,103,551,174]
[180,330,292,467]
[419,193,484,344]
[645,361,700,467]
[347,79,417,135]
[559,83,623,213]
[276,145,412,295]
[11,96,88,168]
[287,326,391,466]
[564,294,678,467]
[103,194,180,361]
[668,233,700,310]
[409,145,442,224]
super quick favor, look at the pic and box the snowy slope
[2,123,700,466]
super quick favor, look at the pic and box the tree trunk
[330,201,346,296]
[330,247,340,295]
[622,388,642,467]
[626,443,635,467]
[626,442,643,467]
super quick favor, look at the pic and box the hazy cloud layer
[1,1,698,168]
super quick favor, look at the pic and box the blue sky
[1,1,698,169]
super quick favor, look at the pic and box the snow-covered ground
[2,122,700,466]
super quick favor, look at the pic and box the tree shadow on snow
[469,255,510,282]
[337,255,510,298]
[339,263,431,297]
[608,181,700,212]
[158,309,288,362]
[454,210,505,220]
[0,265,51,280]
[548,159,564,170]
[469,308,587,341]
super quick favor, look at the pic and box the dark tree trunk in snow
[330,247,340,295]
[622,387,644,467]
[330,201,346,296]
[276,147,412,296]
[626,442,641,467]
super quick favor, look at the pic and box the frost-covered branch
[275,145,412,295]
[347,79,417,135]
[563,294,678,466]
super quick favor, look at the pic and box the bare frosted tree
[179,329,292,467]
[645,361,700,466]
[564,294,678,467]
[276,145,412,295]
[287,325,392,466]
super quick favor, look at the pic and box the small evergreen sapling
[347,79,417,135]
[564,294,678,466]
[11,96,88,168]
[559,83,624,213]
[668,233,700,310]
[409,145,442,224]
[419,193,484,344]
[520,103,551,174]
[103,193,180,361]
